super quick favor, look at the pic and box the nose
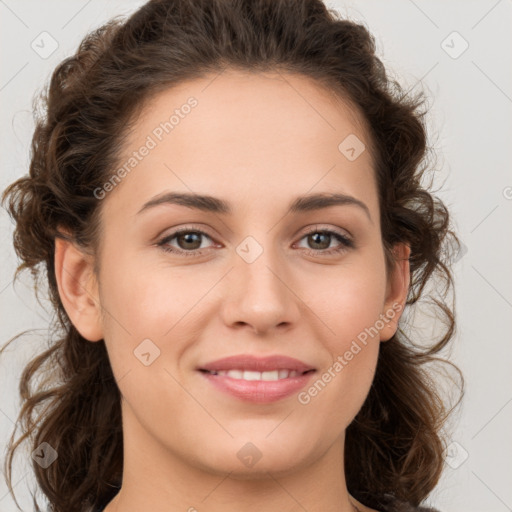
[220,243,301,335]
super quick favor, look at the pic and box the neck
[104,405,363,512]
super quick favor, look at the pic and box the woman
[1,1,463,511]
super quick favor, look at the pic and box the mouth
[197,354,317,403]
[198,368,316,380]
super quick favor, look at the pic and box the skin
[54,69,410,512]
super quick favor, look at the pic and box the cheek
[302,258,386,407]
[300,281,382,427]
[99,251,192,331]
[307,258,387,343]
[96,252,215,385]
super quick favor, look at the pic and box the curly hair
[1,0,464,511]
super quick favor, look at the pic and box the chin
[193,442,312,480]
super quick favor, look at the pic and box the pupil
[310,232,329,250]
[180,232,201,249]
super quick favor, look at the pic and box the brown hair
[1,0,464,511]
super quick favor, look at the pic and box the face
[56,70,409,481]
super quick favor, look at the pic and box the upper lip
[198,355,316,373]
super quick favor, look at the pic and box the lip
[197,355,316,404]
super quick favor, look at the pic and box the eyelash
[156,225,354,258]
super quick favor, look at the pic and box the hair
[1,0,464,511]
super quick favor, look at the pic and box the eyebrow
[137,191,372,222]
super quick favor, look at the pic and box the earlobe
[54,233,103,342]
[380,243,411,342]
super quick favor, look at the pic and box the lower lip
[199,371,316,403]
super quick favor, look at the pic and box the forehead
[132,69,371,158]
[103,70,378,219]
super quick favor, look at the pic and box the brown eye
[175,232,203,250]
[295,228,354,257]
[306,232,331,250]
[157,229,215,256]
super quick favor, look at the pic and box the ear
[54,231,103,342]
[380,242,411,342]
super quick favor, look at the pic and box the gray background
[1,1,511,511]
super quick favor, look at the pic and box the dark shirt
[379,494,441,511]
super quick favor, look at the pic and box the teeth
[261,370,279,381]
[242,370,261,381]
[226,369,243,379]
[208,369,302,380]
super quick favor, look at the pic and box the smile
[201,369,313,380]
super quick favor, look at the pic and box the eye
[295,226,354,257]
[157,228,216,256]
[156,225,355,258]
